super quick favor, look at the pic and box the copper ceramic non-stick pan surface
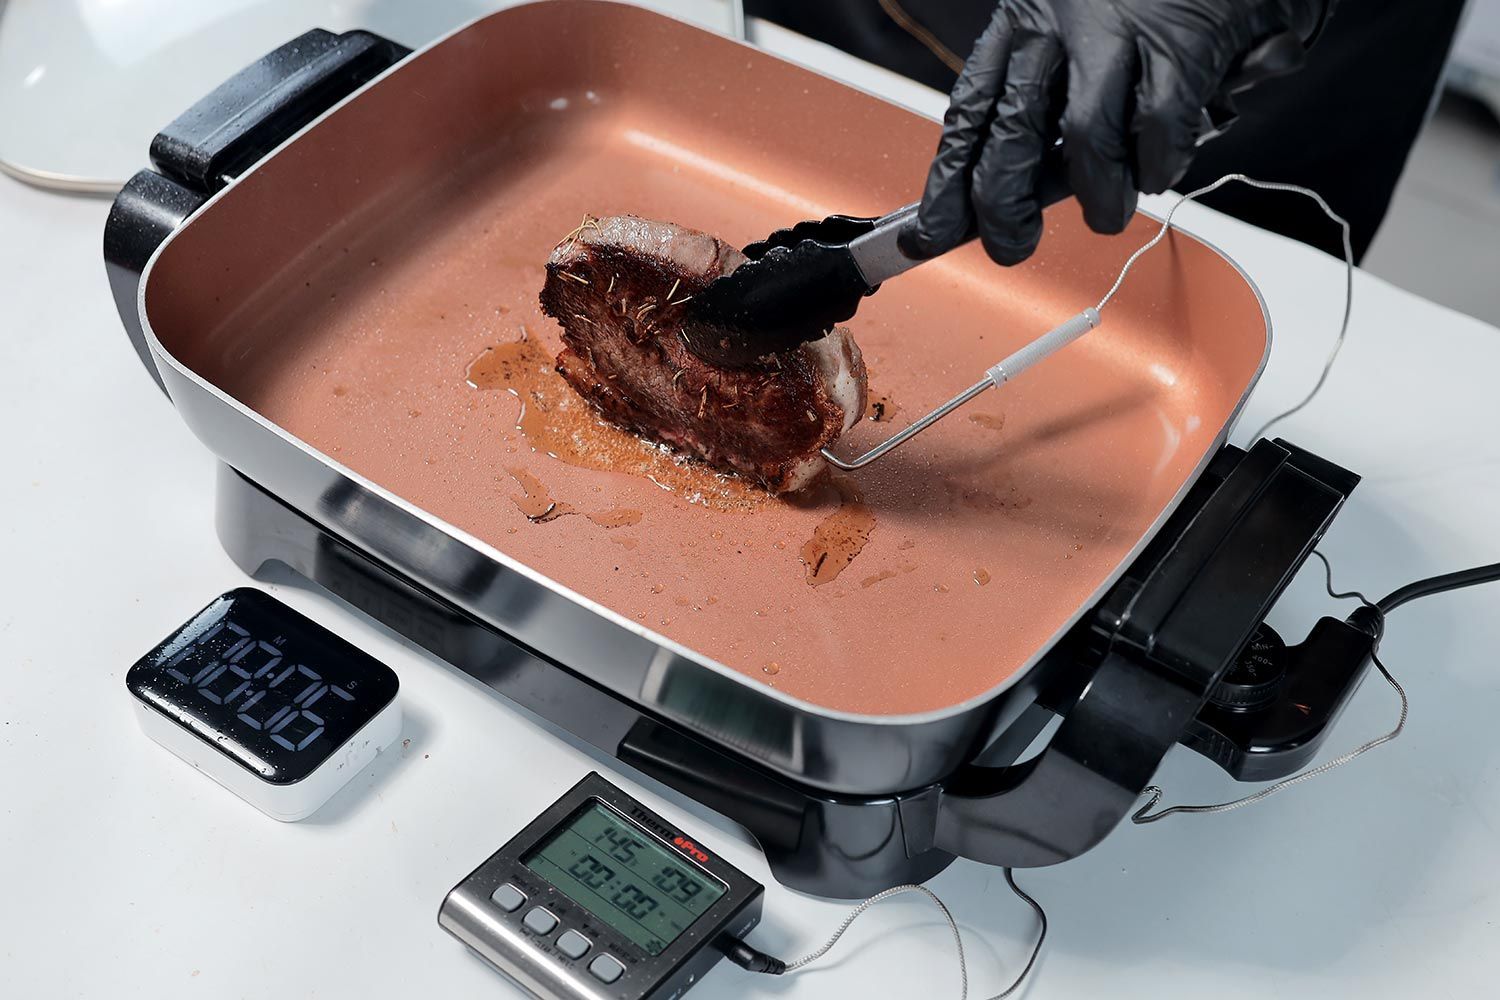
[142,0,1268,717]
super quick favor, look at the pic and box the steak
[539,216,867,493]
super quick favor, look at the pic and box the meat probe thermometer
[683,32,1306,470]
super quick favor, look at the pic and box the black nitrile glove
[904,0,1332,266]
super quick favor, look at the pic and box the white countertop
[4,11,1499,1000]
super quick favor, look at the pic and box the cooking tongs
[687,30,1307,371]
[684,31,1309,469]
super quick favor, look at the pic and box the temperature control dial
[1210,623,1288,710]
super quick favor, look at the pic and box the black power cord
[1135,552,1500,823]
[1378,562,1500,615]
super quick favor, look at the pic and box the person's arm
[903,0,1335,265]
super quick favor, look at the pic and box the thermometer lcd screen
[523,801,727,955]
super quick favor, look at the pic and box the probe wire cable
[1114,181,1496,823]
[1134,551,1500,823]
[1096,173,1356,445]
[1132,647,1405,823]
[826,173,1354,470]
[727,868,1046,1000]
[731,178,1494,990]
[1133,550,1406,823]
[731,548,1500,991]
[734,175,1358,994]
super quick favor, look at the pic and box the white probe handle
[986,308,1101,387]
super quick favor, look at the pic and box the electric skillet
[104,0,1378,898]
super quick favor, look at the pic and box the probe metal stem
[822,377,993,471]
[821,308,1100,471]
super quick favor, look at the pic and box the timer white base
[131,697,402,821]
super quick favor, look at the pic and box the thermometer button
[490,884,526,913]
[588,954,625,984]
[523,907,559,936]
[556,930,591,960]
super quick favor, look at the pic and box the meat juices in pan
[539,216,867,493]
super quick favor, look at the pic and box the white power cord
[0,154,125,195]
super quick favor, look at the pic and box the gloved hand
[903,0,1331,266]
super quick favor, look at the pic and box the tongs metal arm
[845,202,922,288]
[847,156,1081,283]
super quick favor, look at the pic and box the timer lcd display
[523,801,727,955]
[126,589,398,784]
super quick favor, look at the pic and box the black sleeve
[1178,0,1468,261]
[745,0,989,92]
[749,0,1466,262]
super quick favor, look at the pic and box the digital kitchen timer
[439,773,764,1000]
[126,588,401,820]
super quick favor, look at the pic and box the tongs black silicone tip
[682,213,890,368]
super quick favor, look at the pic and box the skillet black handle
[923,440,1363,868]
[105,28,409,393]
[151,28,410,192]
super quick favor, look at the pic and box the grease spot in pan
[587,508,643,529]
[799,480,875,587]
[507,467,572,522]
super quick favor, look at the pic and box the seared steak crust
[539,216,866,492]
